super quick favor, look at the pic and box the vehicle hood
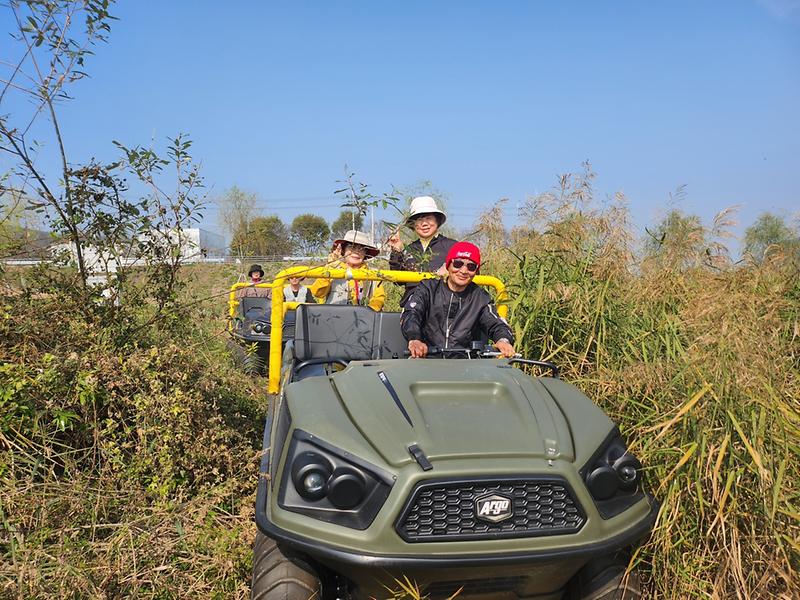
[318,359,595,468]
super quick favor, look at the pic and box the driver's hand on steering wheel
[408,340,428,358]
[494,339,516,358]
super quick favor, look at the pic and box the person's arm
[304,289,315,303]
[390,248,417,272]
[400,282,431,345]
[478,301,515,357]
[388,230,406,270]
[389,249,404,270]
[367,281,385,311]
[308,277,331,302]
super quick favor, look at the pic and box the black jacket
[389,234,456,307]
[400,278,514,350]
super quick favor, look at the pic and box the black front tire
[251,532,321,600]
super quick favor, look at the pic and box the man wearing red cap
[401,241,515,358]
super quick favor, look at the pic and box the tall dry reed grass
[473,178,799,598]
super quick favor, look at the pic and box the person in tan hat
[388,196,456,307]
[309,230,385,311]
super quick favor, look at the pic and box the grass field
[1,210,798,598]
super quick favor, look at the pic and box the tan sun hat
[332,230,379,258]
[406,196,447,227]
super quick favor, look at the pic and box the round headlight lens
[586,465,619,500]
[614,456,642,491]
[303,471,327,495]
[291,452,332,501]
[619,465,637,482]
[327,469,366,510]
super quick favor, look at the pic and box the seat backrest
[294,304,379,362]
[374,312,406,358]
[283,309,297,340]
[240,297,271,319]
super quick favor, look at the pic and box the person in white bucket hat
[309,230,385,311]
[388,196,456,307]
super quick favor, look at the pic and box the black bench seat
[292,305,406,377]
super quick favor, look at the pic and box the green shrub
[0,284,266,598]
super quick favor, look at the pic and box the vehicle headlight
[582,431,645,519]
[291,451,332,500]
[327,468,367,509]
[279,430,393,530]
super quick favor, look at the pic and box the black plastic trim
[579,428,648,520]
[258,398,274,478]
[300,304,311,360]
[276,430,394,529]
[394,475,586,543]
[293,357,348,377]
[579,427,620,479]
[269,401,292,483]
[378,370,413,427]
[507,358,560,378]
[408,444,433,471]
[254,486,659,568]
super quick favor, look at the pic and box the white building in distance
[136,227,226,263]
[176,228,226,262]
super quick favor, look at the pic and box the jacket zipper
[445,292,453,348]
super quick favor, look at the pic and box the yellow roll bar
[228,283,299,321]
[229,267,508,394]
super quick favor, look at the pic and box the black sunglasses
[451,259,478,272]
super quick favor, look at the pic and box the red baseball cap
[445,241,481,269]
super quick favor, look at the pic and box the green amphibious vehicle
[253,267,658,600]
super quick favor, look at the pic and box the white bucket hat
[406,196,447,227]
[332,230,379,258]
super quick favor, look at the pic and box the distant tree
[743,212,800,264]
[291,214,330,255]
[0,192,26,256]
[330,210,363,240]
[231,215,293,257]
[0,192,49,259]
[216,186,256,242]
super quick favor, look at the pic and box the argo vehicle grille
[396,477,585,542]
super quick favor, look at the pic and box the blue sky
[2,1,799,249]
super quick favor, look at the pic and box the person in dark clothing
[388,196,456,307]
[237,264,272,299]
[401,241,515,358]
